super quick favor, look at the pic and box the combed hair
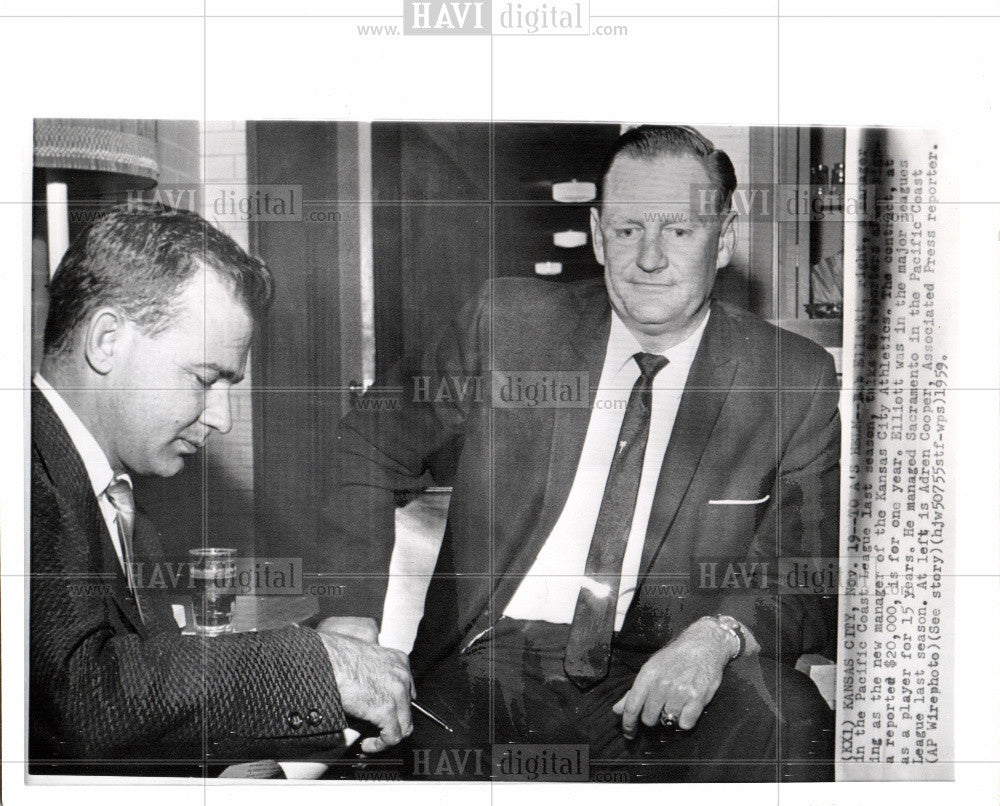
[598,125,738,215]
[43,201,274,357]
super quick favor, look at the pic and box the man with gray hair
[331,125,840,782]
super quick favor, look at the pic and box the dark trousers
[404,618,833,783]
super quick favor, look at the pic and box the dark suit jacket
[30,388,348,775]
[326,277,840,677]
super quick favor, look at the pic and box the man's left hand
[612,616,737,737]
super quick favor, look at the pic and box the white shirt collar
[34,373,131,498]
[607,306,712,377]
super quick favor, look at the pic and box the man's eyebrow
[607,214,695,227]
[195,362,244,384]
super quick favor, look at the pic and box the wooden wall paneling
[372,123,491,372]
[747,127,777,318]
[371,123,405,380]
[248,121,351,567]
[335,123,368,418]
[776,128,807,320]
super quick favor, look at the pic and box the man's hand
[612,617,738,737]
[316,630,414,753]
[317,616,379,643]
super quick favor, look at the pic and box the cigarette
[411,700,454,733]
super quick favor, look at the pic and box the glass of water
[189,547,237,636]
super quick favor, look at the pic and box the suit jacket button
[287,711,304,729]
[306,710,323,727]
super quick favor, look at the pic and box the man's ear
[590,206,606,267]
[83,308,124,376]
[715,211,738,270]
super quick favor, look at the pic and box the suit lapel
[32,388,148,636]
[130,511,179,634]
[529,295,611,549]
[486,284,612,619]
[637,305,740,579]
[99,518,149,635]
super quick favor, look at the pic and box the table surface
[174,595,318,634]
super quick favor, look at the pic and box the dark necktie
[105,477,145,623]
[564,351,668,687]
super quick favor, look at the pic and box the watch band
[711,614,746,661]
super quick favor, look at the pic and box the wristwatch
[710,614,746,661]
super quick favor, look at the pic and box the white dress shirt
[34,373,131,572]
[503,310,710,630]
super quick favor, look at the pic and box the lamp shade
[34,118,159,182]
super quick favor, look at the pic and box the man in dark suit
[30,202,414,776]
[327,126,839,781]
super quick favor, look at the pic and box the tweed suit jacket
[326,277,840,677]
[30,388,347,774]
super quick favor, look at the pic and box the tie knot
[633,352,669,382]
[105,478,135,516]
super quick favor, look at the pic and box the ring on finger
[659,710,680,727]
